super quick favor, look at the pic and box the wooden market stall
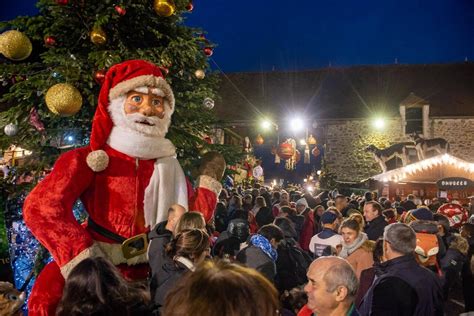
[370,154,474,204]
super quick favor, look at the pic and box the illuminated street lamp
[290,117,304,132]
[260,118,279,143]
[261,119,272,130]
[373,117,386,130]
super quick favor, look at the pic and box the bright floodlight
[290,117,304,132]
[66,136,74,142]
[307,185,314,192]
[373,118,385,130]
[300,139,306,146]
[261,120,272,130]
[316,170,322,176]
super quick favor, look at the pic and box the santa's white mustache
[125,113,163,126]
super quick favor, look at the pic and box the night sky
[1,0,473,72]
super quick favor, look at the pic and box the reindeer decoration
[410,133,449,160]
[365,143,412,173]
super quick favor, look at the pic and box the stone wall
[431,118,474,162]
[324,117,474,182]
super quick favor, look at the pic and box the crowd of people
[57,185,474,316]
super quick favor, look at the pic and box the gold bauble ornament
[194,69,205,79]
[153,0,176,17]
[0,30,32,61]
[90,26,107,45]
[45,83,83,116]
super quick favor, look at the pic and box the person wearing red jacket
[23,60,225,315]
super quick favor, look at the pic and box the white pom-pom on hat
[86,150,109,172]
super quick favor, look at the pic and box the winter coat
[148,223,174,308]
[462,236,474,312]
[359,255,443,316]
[288,214,305,240]
[346,241,375,279]
[236,245,276,282]
[299,210,321,252]
[355,267,376,307]
[364,215,387,241]
[440,235,469,300]
[151,258,192,312]
[275,238,312,293]
[211,230,242,259]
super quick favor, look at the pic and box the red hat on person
[86,59,175,172]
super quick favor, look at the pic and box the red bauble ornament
[204,47,213,57]
[278,143,295,160]
[93,69,107,85]
[115,5,127,16]
[56,0,68,5]
[44,36,57,47]
[311,146,321,158]
[185,2,194,11]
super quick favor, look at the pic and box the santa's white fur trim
[60,243,106,279]
[133,86,165,97]
[109,75,174,111]
[96,241,148,266]
[196,175,222,196]
[86,150,109,172]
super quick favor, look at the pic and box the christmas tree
[0,0,238,178]
[0,0,240,305]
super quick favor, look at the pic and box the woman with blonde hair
[163,260,280,316]
[338,213,374,279]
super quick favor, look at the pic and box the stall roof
[371,154,474,183]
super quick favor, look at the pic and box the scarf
[339,232,368,258]
[250,234,278,262]
[108,128,188,228]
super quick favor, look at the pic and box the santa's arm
[189,175,222,222]
[23,149,98,278]
[187,152,226,223]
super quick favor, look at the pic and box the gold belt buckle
[121,233,148,260]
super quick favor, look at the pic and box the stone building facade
[323,116,474,182]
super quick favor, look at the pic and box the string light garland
[373,154,474,183]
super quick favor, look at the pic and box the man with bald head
[299,256,359,316]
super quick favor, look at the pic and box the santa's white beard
[108,96,171,138]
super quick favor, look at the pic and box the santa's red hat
[86,59,175,172]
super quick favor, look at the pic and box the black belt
[87,217,148,260]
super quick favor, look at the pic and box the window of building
[405,107,423,135]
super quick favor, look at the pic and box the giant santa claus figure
[23,60,225,315]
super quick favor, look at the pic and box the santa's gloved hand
[198,152,226,181]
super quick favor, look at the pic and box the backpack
[276,243,312,291]
[414,232,441,275]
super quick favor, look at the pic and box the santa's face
[109,86,172,138]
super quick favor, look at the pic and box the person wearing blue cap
[309,211,343,257]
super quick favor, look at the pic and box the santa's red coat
[23,145,220,315]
